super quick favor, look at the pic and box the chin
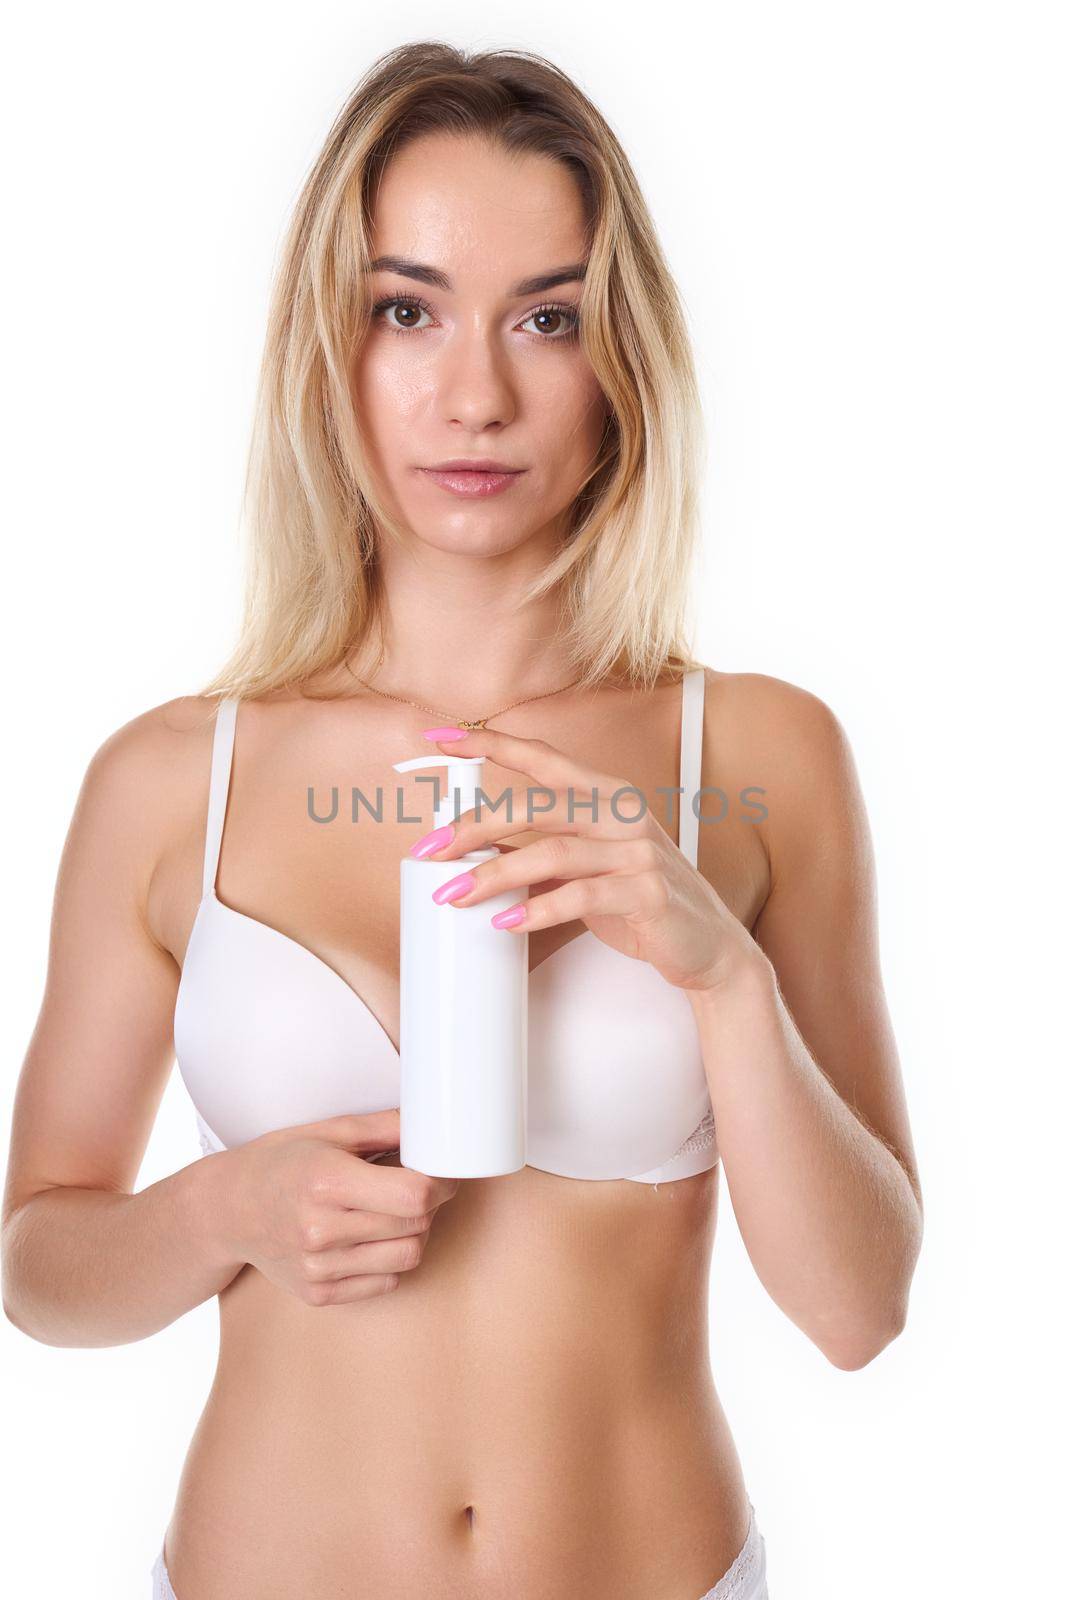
[414,522,539,557]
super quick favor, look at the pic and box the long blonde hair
[199,41,706,702]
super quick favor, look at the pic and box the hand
[215,1109,461,1306]
[417,725,759,994]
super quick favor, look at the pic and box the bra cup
[174,899,400,1151]
[175,900,716,1181]
[525,936,713,1180]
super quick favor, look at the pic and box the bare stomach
[163,1159,752,1600]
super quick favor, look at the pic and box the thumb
[304,1109,401,1152]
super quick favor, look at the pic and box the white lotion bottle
[392,751,528,1177]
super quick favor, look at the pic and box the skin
[1,132,922,1599]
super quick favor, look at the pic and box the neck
[350,533,583,714]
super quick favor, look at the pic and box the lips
[419,466,525,498]
[427,460,520,472]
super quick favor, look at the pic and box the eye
[372,294,435,334]
[519,302,581,341]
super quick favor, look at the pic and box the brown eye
[520,303,581,341]
[372,295,434,334]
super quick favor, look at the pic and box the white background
[1,3,1063,1595]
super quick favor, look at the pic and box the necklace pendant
[458,717,488,730]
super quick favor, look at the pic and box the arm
[691,674,923,1370]
[1,704,245,1347]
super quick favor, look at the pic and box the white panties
[697,1500,769,1599]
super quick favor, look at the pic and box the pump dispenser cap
[393,752,495,838]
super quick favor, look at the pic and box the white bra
[173,667,718,1185]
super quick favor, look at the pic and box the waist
[167,1166,742,1595]
[169,1347,749,1600]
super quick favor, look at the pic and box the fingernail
[432,871,476,905]
[410,823,455,858]
[491,903,527,930]
[422,725,469,740]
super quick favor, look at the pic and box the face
[351,132,608,557]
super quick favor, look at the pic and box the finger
[324,1203,443,1247]
[428,724,624,808]
[432,834,663,907]
[304,1225,434,1282]
[297,1110,401,1151]
[493,867,669,934]
[422,783,660,861]
[313,1146,460,1213]
[307,1272,401,1304]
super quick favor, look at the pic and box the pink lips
[419,467,524,497]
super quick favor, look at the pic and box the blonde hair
[199,41,706,703]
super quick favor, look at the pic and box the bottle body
[398,850,528,1177]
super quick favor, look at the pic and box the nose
[436,323,517,431]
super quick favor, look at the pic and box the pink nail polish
[422,725,469,741]
[410,822,455,858]
[432,870,477,905]
[491,903,527,930]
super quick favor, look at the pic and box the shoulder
[693,667,868,877]
[78,693,223,805]
[65,694,226,879]
[696,666,848,758]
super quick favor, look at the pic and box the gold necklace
[343,658,583,730]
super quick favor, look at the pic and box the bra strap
[201,697,239,898]
[678,667,705,868]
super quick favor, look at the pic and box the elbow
[2,1282,41,1344]
[821,1212,922,1372]
[2,1215,64,1346]
[4,1296,38,1342]
[822,1301,908,1371]
[1,1244,27,1337]
[3,1277,49,1345]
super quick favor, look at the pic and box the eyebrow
[365,256,587,297]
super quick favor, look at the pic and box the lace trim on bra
[668,1104,717,1159]
[646,1105,717,1192]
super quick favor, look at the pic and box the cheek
[527,362,608,455]
[353,346,429,441]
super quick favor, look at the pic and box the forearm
[690,952,923,1368]
[2,1151,245,1348]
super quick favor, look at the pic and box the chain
[343,657,583,730]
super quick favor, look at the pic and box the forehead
[367,132,588,283]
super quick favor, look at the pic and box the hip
[152,1501,769,1600]
[160,1391,754,1597]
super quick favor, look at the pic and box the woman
[1,41,923,1600]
